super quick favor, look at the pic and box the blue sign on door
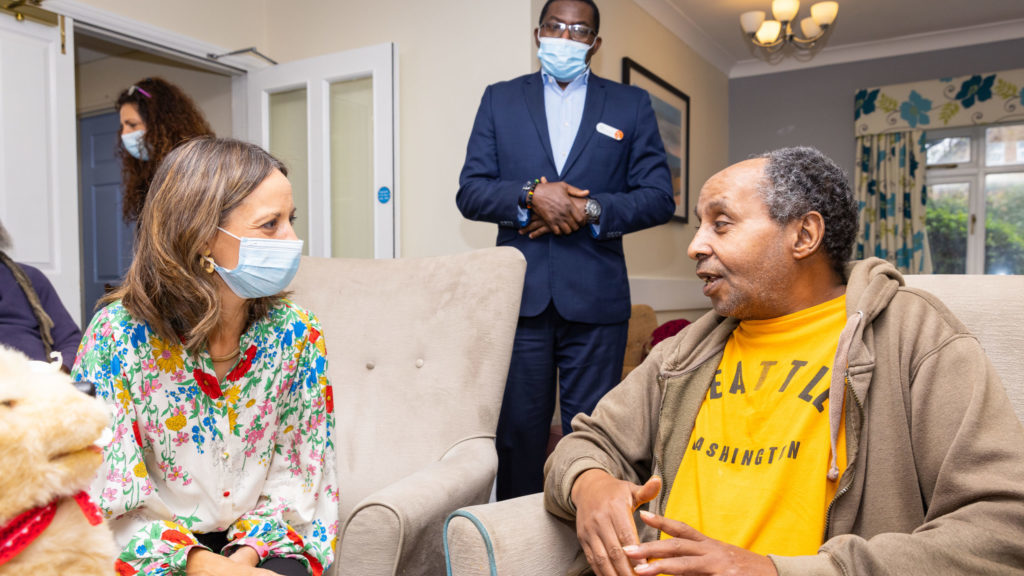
[378,186,391,204]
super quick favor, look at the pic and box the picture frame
[622,57,690,223]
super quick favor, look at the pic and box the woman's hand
[186,548,280,575]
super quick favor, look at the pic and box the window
[925,123,1024,275]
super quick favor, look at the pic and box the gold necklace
[209,347,240,363]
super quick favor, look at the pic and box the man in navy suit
[457,0,675,500]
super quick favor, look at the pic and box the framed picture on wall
[622,57,690,223]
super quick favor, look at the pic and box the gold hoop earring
[200,250,215,274]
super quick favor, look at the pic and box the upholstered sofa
[443,273,1024,575]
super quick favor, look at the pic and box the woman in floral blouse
[73,137,338,576]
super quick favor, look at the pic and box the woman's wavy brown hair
[117,77,214,223]
[103,137,288,356]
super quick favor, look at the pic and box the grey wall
[729,38,1024,178]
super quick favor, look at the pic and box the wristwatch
[584,198,602,224]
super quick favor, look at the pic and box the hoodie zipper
[823,372,864,539]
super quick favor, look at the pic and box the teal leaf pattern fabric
[855,68,1024,135]
[854,130,933,274]
[73,300,338,576]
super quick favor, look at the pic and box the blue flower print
[899,90,932,128]
[855,88,879,120]
[130,324,147,348]
[292,320,306,341]
[955,74,995,108]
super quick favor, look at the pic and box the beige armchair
[443,273,1024,576]
[287,247,525,576]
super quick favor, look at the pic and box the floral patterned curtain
[852,68,1024,274]
[853,130,932,274]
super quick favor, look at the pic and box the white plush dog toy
[0,345,116,575]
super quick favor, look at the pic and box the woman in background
[117,77,214,224]
[74,137,337,576]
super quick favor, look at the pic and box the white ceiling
[634,0,1024,78]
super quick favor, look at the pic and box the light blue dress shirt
[543,68,589,176]
[518,69,598,235]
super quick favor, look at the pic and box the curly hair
[757,147,858,281]
[117,77,214,223]
[103,137,288,356]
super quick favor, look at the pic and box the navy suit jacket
[457,71,674,325]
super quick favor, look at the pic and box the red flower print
[192,369,223,399]
[132,420,143,448]
[161,529,192,547]
[226,345,258,382]
[324,385,334,414]
[286,528,304,547]
[309,328,321,344]
[302,552,324,576]
[114,559,138,575]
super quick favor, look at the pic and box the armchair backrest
[287,247,525,521]
[902,274,1024,423]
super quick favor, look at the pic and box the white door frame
[246,43,399,258]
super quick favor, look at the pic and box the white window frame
[926,122,1024,274]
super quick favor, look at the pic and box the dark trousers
[495,303,628,500]
[194,531,311,576]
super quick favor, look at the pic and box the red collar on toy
[0,491,102,566]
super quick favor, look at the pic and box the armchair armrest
[444,492,581,576]
[337,436,497,576]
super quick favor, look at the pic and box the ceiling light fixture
[740,1,838,53]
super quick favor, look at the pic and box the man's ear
[792,211,825,261]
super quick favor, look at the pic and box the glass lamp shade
[800,16,822,38]
[771,0,800,22]
[755,20,782,44]
[811,1,838,26]
[740,10,766,34]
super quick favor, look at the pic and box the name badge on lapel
[596,122,624,141]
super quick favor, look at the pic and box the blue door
[78,111,135,327]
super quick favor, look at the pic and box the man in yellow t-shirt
[543,147,1024,576]
[663,294,847,557]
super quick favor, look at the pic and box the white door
[247,43,397,259]
[0,12,81,320]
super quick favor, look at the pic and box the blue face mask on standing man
[537,35,595,83]
[212,227,303,299]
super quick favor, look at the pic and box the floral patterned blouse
[72,299,338,576]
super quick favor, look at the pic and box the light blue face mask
[213,227,303,299]
[121,129,150,161]
[537,36,594,82]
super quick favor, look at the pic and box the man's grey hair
[757,147,857,281]
[0,218,10,252]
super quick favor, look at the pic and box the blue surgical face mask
[121,130,150,161]
[537,36,594,82]
[213,227,303,299]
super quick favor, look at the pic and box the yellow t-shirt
[662,295,848,556]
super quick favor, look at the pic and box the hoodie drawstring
[827,310,863,481]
